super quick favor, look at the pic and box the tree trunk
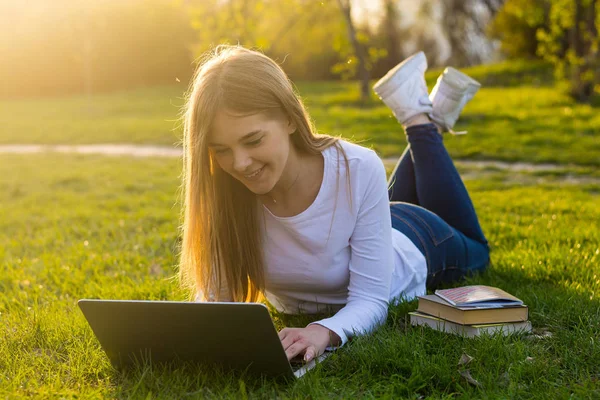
[569,0,585,100]
[383,0,402,69]
[337,0,370,105]
[589,0,600,99]
[568,0,598,101]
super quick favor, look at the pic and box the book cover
[409,311,532,338]
[434,285,523,308]
[417,294,528,325]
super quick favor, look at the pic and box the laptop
[78,299,332,380]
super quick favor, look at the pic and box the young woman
[179,46,490,364]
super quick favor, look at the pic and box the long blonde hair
[179,45,349,303]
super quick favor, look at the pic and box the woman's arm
[307,151,394,348]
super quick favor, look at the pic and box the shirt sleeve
[308,151,393,349]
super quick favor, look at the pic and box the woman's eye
[212,137,262,154]
[246,138,263,146]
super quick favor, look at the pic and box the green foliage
[187,0,348,81]
[536,0,600,101]
[331,32,388,81]
[0,0,401,97]
[0,0,196,98]
[493,0,600,101]
[187,0,388,83]
[489,0,551,58]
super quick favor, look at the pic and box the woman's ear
[288,120,297,135]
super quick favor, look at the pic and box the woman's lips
[243,166,264,180]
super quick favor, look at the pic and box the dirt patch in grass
[2,144,599,185]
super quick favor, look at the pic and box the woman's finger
[277,327,289,341]
[281,335,295,351]
[280,330,303,351]
[304,345,316,362]
[285,341,309,361]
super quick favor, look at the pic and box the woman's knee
[425,237,490,289]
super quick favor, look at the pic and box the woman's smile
[209,109,296,195]
[243,165,265,181]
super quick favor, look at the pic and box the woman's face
[208,109,296,195]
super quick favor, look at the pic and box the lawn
[1,62,599,398]
[1,61,599,166]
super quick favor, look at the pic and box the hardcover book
[416,294,528,325]
[409,311,532,338]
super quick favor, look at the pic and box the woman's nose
[232,149,253,172]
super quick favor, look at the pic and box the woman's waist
[264,290,346,315]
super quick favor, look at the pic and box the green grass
[1,154,598,399]
[1,61,599,166]
[0,84,187,147]
[1,61,599,398]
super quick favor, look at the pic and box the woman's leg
[389,122,488,246]
[390,202,489,289]
[386,123,490,289]
[387,109,431,205]
[387,145,418,205]
[375,52,489,288]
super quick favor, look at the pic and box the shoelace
[430,114,468,135]
[448,128,468,135]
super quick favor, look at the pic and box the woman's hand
[278,324,341,362]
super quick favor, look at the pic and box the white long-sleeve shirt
[260,140,427,348]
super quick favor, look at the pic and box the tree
[489,0,551,59]
[381,0,403,69]
[0,0,195,97]
[413,0,505,66]
[492,0,599,102]
[336,0,371,104]
[537,0,600,101]
[186,0,346,80]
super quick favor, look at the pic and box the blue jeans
[388,123,490,290]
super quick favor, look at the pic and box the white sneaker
[373,52,433,126]
[429,67,481,135]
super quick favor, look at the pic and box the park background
[1,0,599,398]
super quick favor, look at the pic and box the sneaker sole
[373,52,427,99]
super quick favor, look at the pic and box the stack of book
[409,285,532,337]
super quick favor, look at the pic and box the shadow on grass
[460,112,592,138]
[425,60,556,89]
[107,359,288,398]
[588,94,600,108]
[96,268,599,398]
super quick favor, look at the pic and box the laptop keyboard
[290,352,333,378]
[290,357,306,372]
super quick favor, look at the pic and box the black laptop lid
[78,300,294,379]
